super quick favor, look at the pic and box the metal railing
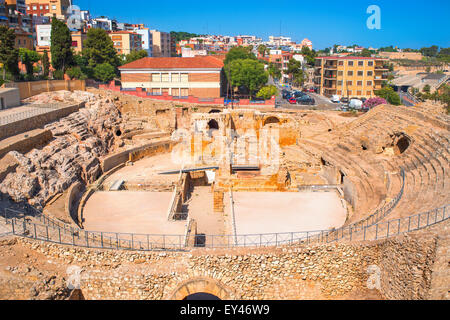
[2,168,448,251]
[2,204,448,250]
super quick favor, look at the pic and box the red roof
[119,56,224,70]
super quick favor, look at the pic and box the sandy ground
[185,186,227,236]
[83,191,186,235]
[103,154,183,188]
[232,191,347,236]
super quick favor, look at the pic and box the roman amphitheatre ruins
[0,86,448,300]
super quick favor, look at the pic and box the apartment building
[6,0,33,32]
[25,0,70,19]
[134,28,153,57]
[119,56,224,98]
[109,31,142,55]
[0,0,8,25]
[150,30,171,57]
[314,56,389,99]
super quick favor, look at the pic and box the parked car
[293,91,307,98]
[296,95,315,105]
[282,90,291,99]
[340,97,349,104]
[331,95,340,103]
[288,97,297,104]
[308,88,315,93]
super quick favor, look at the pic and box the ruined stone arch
[208,109,222,114]
[264,116,281,126]
[167,277,234,300]
[207,119,219,130]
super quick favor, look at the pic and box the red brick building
[119,56,224,99]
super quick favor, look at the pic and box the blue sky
[75,0,449,49]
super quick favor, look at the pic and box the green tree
[423,84,431,94]
[256,85,278,100]
[267,63,281,80]
[257,45,267,57]
[374,86,401,105]
[301,47,317,66]
[19,48,41,77]
[66,66,87,80]
[420,45,439,57]
[50,18,73,72]
[41,50,50,78]
[123,50,148,65]
[359,49,372,57]
[93,63,115,83]
[83,28,120,70]
[0,25,19,79]
[287,59,305,86]
[224,46,256,66]
[228,59,268,99]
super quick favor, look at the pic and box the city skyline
[75,0,450,49]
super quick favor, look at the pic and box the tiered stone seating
[302,104,449,229]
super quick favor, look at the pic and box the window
[338,71,343,76]
[347,71,353,76]
[172,73,180,82]
[180,88,189,96]
[367,81,372,86]
[357,81,363,86]
[40,5,43,10]
[348,60,354,66]
[151,73,161,82]
[52,5,56,10]
[337,81,343,85]
[358,61,364,66]
[367,71,373,76]
[357,91,362,95]
[347,81,352,86]
[357,71,363,76]
[172,88,180,96]
[45,5,48,9]
[368,61,374,66]
[367,91,372,96]
[338,61,344,66]
[180,73,188,82]
[32,6,37,10]
[337,90,342,95]
[348,90,352,95]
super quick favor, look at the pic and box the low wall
[101,140,175,172]
[3,80,86,100]
[0,102,83,140]
[65,182,84,226]
[0,153,19,184]
[99,82,276,107]
[0,129,53,159]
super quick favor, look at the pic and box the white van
[349,99,363,110]
[331,95,340,103]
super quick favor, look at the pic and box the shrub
[52,69,64,80]
[256,85,278,100]
[363,97,387,109]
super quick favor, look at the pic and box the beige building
[109,31,142,55]
[314,56,389,99]
[150,30,171,57]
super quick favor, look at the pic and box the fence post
[101,233,104,248]
[85,231,89,247]
[12,219,15,234]
[363,225,366,240]
[34,224,37,239]
[116,233,119,249]
[387,221,390,238]
[58,228,61,243]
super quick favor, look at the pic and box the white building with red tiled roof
[119,56,225,98]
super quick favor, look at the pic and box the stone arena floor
[82,191,187,234]
[232,191,347,236]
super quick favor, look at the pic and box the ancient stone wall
[10,231,440,300]
[0,129,53,159]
